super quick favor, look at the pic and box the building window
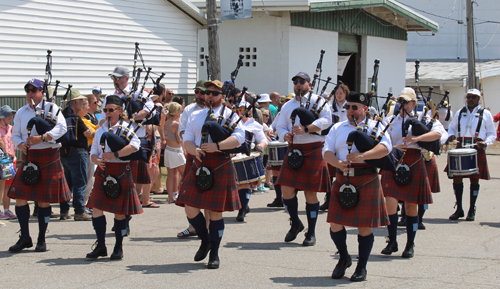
[239,47,257,68]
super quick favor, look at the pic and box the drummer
[235,101,268,222]
[446,88,496,221]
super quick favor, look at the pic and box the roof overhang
[166,0,207,27]
[311,0,439,32]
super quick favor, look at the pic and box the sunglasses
[237,107,246,112]
[293,79,306,85]
[92,90,101,94]
[103,108,116,113]
[344,104,360,111]
[25,87,41,93]
[167,92,174,96]
[263,114,269,117]
[93,101,98,104]
[205,90,221,96]
[194,89,206,95]
[466,95,478,100]
[110,76,123,81]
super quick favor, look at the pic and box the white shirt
[183,105,245,147]
[323,119,392,162]
[90,120,140,163]
[438,107,453,129]
[178,102,204,139]
[332,101,348,123]
[382,111,445,150]
[448,105,496,148]
[241,118,268,146]
[276,93,332,144]
[12,102,67,150]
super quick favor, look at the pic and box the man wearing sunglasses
[323,91,391,281]
[275,72,332,247]
[177,79,245,269]
[446,88,496,222]
[7,78,70,253]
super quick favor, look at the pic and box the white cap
[258,93,272,103]
[465,88,481,98]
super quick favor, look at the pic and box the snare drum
[447,148,478,177]
[232,152,265,184]
[268,141,288,166]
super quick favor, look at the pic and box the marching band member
[380,88,444,258]
[323,91,390,282]
[275,72,332,246]
[86,95,143,260]
[446,88,495,221]
[176,80,244,269]
[8,78,70,253]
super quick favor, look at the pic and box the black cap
[291,72,311,83]
[106,95,123,107]
[346,92,369,106]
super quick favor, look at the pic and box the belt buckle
[343,168,354,177]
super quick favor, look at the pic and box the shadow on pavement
[225,241,301,250]
[127,263,205,274]
[270,275,349,287]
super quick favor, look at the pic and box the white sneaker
[0,221,5,227]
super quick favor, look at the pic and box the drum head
[22,162,40,185]
[448,148,477,155]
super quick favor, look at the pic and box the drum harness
[457,106,485,148]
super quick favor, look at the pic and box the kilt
[8,148,71,203]
[381,149,432,204]
[87,162,143,215]
[129,159,151,184]
[177,153,195,201]
[269,165,282,172]
[176,152,241,212]
[327,164,336,179]
[425,156,440,193]
[275,142,331,192]
[444,138,490,180]
[327,164,388,228]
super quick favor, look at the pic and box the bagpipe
[99,118,124,199]
[339,121,359,208]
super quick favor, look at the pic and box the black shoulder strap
[475,107,485,137]
[457,106,467,137]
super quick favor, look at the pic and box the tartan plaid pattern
[444,138,490,180]
[275,142,331,192]
[425,156,440,193]
[177,153,195,201]
[176,152,241,212]
[327,164,336,179]
[381,149,433,204]
[8,148,71,203]
[269,165,282,172]
[327,164,389,228]
[129,160,151,184]
[87,162,143,215]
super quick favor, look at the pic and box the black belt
[61,147,88,153]
[337,167,377,177]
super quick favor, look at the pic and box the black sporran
[393,164,411,185]
[103,175,121,199]
[338,183,358,208]
[195,166,214,191]
[287,149,304,170]
[22,162,40,185]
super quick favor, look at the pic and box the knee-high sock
[453,183,464,212]
[305,202,320,237]
[406,215,419,245]
[37,206,51,244]
[330,228,350,260]
[114,218,127,249]
[400,204,406,219]
[273,176,282,201]
[357,233,374,270]
[188,212,209,244]
[387,213,398,243]
[92,215,107,248]
[16,204,30,240]
[238,189,251,215]
[209,219,224,259]
[283,196,300,226]
[470,184,480,211]
[418,204,427,222]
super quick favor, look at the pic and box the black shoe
[449,209,464,220]
[381,241,398,255]
[267,198,284,208]
[236,211,245,222]
[350,267,367,282]
[86,245,107,260]
[9,237,33,253]
[397,217,406,226]
[319,201,329,211]
[331,257,352,279]
[194,242,212,262]
[302,234,316,246]
[110,246,123,260]
[418,222,426,230]
[207,255,220,269]
[466,207,476,221]
[35,242,47,252]
[284,221,304,242]
[402,243,414,258]
[245,207,250,214]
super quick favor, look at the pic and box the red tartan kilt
[129,160,151,184]
[176,152,241,212]
[177,154,195,201]
[327,164,336,179]
[7,148,71,203]
[269,165,282,172]
[424,156,440,193]
[87,162,143,215]
[381,149,432,204]
[444,143,490,180]
[327,164,389,228]
[275,142,331,192]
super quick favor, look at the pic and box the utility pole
[466,0,477,89]
[206,0,221,81]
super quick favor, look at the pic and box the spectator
[172,96,185,110]
[269,92,280,116]
[80,96,98,211]
[84,92,100,126]
[163,102,185,203]
[257,93,274,125]
[142,94,162,208]
[0,105,17,221]
[493,110,500,141]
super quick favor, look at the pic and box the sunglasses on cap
[205,90,221,96]
[103,108,116,113]
[25,87,41,93]
[293,79,306,85]
[344,104,360,111]
[466,95,478,100]
[194,89,206,95]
